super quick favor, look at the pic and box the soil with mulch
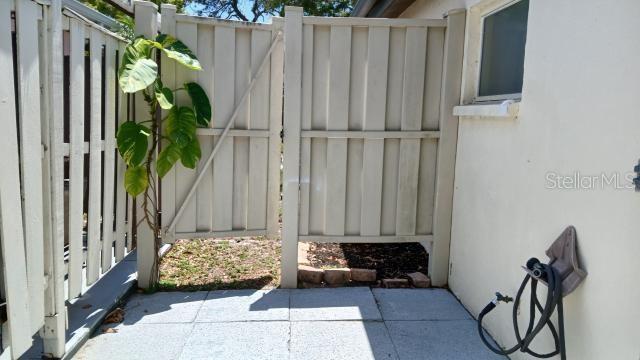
[159,238,280,291]
[307,243,429,280]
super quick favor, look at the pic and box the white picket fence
[0,0,132,358]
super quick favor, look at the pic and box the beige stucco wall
[403,0,640,359]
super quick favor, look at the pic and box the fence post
[133,0,159,289]
[430,9,466,287]
[42,0,67,357]
[281,6,303,289]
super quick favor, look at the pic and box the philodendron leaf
[119,37,157,93]
[156,142,182,178]
[184,82,211,127]
[164,106,196,148]
[124,165,149,196]
[155,34,201,70]
[180,136,201,169]
[154,80,174,110]
[116,122,150,167]
[119,58,158,93]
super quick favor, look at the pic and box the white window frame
[460,0,528,105]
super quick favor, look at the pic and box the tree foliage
[82,0,353,25]
[186,0,355,21]
[115,33,210,286]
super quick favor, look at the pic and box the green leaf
[180,136,201,169]
[154,80,174,110]
[119,58,158,93]
[124,166,149,196]
[156,142,182,178]
[164,106,196,148]
[184,82,211,127]
[116,122,150,167]
[118,37,157,93]
[155,33,201,70]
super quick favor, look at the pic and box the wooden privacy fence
[0,0,132,358]
[151,4,465,289]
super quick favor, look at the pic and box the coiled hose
[477,258,566,359]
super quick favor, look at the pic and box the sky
[185,1,273,23]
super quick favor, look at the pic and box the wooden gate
[280,8,465,287]
[159,8,283,242]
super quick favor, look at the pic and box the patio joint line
[174,291,209,359]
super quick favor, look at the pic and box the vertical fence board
[67,19,85,297]
[0,1,33,355]
[16,0,45,332]
[195,24,214,232]
[101,38,117,272]
[266,22,283,237]
[175,21,198,233]
[247,29,271,230]
[396,27,427,235]
[298,24,313,235]
[380,27,405,235]
[86,28,104,284]
[43,2,68,355]
[232,29,250,230]
[114,44,127,261]
[159,5,177,238]
[344,26,366,235]
[360,26,389,236]
[308,25,329,234]
[417,27,445,235]
[212,25,235,231]
[324,25,351,236]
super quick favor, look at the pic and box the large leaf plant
[116,34,211,287]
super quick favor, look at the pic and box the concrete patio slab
[76,287,505,360]
[373,288,472,321]
[74,323,194,360]
[290,321,398,360]
[196,289,290,322]
[386,319,506,359]
[123,291,207,324]
[179,322,290,360]
[290,287,382,321]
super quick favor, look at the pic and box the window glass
[478,0,529,97]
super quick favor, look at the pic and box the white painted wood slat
[195,24,214,232]
[86,28,104,284]
[0,1,33,355]
[159,5,177,238]
[360,26,389,236]
[175,21,198,233]
[16,0,45,333]
[114,41,128,261]
[396,27,427,236]
[212,25,235,231]
[101,38,117,272]
[247,29,271,230]
[298,23,313,236]
[266,23,284,237]
[67,19,85,298]
[324,25,351,236]
[232,29,251,230]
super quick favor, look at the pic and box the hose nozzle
[494,292,513,304]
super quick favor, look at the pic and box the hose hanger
[477,226,587,360]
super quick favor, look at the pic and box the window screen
[478,0,529,98]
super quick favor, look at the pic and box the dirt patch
[307,243,429,280]
[159,238,280,291]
